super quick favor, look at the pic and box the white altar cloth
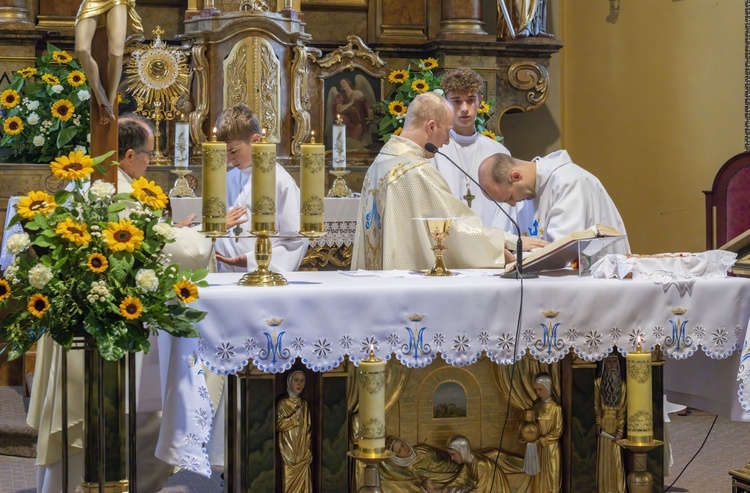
[311,197,359,248]
[158,270,750,476]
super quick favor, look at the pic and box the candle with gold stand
[239,129,287,287]
[299,131,325,238]
[616,337,663,493]
[328,116,353,197]
[201,128,226,236]
[357,349,386,455]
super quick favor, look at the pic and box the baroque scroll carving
[291,45,321,156]
[508,61,549,108]
[190,43,209,154]
[223,37,281,143]
[317,35,386,70]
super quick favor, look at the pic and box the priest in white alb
[352,92,514,271]
[477,151,631,254]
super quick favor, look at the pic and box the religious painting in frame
[316,36,388,167]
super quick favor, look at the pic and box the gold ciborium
[417,218,454,277]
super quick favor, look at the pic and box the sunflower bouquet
[0,151,208,361]
[0,42,91,163]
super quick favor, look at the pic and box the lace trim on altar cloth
[311,220,357,247]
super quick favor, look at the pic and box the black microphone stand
[426,143,538,279]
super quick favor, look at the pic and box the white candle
[358,349,386,455]
[626,337,653,443]
[201,128,227,234]
[174,119,190,167]
[332,114,346,169]
[300,131,325,235]
[251,130,277,233]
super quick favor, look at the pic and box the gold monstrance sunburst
[123,26,189,165]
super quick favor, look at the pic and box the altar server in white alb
[431,67,544,250]
[353,91,514,271]
[477,151,631,254]
[214,104,308,273]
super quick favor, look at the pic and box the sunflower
[51,50,73,64]
[55,217,91,246]
[102,219,144,253]
[393,127,403,136]
[388,101,407,117]
[1,89,20,109]
[119,296,143,320]
[3,116,23,136]
[41,74,59,85]
[131,177,168,210]
[477,101,491,115]
[16,191,57,219]
[28,293,50,318]
[87,253,108,273]
[0,279,10,302]
[481,130,497,141]
[17,67,37,78]
[67,70,86,87]
[421,57,438,71]
[388,69,409,84]
[51,99,75,122]
[173,280,199,303]
[50,151,94,181]
[411,79,429,94]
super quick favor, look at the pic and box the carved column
[436,0,492,41]
[0,0,31,24]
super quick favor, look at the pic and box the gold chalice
[417,218,455,277]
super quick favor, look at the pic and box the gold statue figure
[594,355,626,493]
[379,437,460,492]
[75,0,144,125]
[519,372,561,493]
[276,370,312,492]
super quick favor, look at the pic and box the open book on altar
[720,228,750,277]
[505,224,627,274]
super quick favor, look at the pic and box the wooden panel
[37,0,78,16]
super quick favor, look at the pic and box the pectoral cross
[463,189,475,208]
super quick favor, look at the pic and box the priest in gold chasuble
[352,93,513,271]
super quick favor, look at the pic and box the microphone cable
[663,413,718,492]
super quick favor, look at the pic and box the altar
[153,270,750,492]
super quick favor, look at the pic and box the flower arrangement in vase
[370,58,503,143]
[0,43,91,163]
[0,151,208,361]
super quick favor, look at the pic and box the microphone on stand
[425,143,537,279]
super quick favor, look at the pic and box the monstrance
[122,26,189,166]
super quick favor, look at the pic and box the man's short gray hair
[483,152,517,184]
[403,92,452,130]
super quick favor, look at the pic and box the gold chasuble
[276,395,313,492]
[352,136,511,271]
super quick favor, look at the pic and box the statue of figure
[422,435,511,493]
[594,355,626,493]
[276,370,312,493]
[497,0,553,38]
[75,0,144,125]
[519,372,562,493]
[380,437,460,493]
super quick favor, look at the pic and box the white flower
[26,100,39,111]
[4,261,20,283]
[135,269,159,292]
[32,135,45,147]
[6,232,31,254]
[89,180,116,200]
[51,84,64,94]
[28,264,53,290]
[77,89,90,101]
[153,222,176,240]
[87,132,91,143]
[27,112,39,125]
[74,145,87,154]
[432,88,445,97]
[42,120,52,128]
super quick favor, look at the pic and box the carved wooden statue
[276,370,312,492]
[75,0,143,125]
[520,372,562,493]
[594,356,626,493]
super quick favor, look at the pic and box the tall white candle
[626,338,653,443]
[300,131,325,235]
[201,128,227,234]
[332,114,346,169]
[358,350,386,455]
[174,119,190,167]
[251,130,277,233]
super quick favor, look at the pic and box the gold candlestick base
[328,170,353,197]
[617,439,663,493]
[348,450,394,493]
[169,169,196,197]
[238,232,288,287]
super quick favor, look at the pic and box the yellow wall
[558,0,744,253]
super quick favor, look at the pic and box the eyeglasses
[140,150,156,158]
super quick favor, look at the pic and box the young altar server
[478,151,631,254]
[214,104,308,272]
[430,67,546,251]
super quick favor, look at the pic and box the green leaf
[108,203,126,214]
[92,150,115,165]
[56,125,77,148]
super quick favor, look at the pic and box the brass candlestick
[347,450,394,493]
[169,169,196,197]
[328,170,353,197]
[616,439,663,493]
[238,232,288,287]
[421,218,454,276]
